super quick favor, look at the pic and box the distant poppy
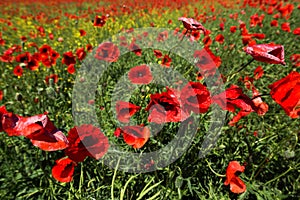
[15,52,31,63]
[224,161,246,194]
[86,44,93,52]
[65,124,110,162]
[270,20,278,27]
[194,47,222,78]
[219,22,224,30]
[93,15,106,27]
[0,90,3,101]
[251,33,265,39]
[243,43,286,65]
[290,54,300,67]
[128,64,152,84]
[161,54,172,67]
[52,157,76,183]
[157,31,168,42]
[62,51,76,66]
[253,66,264,80]
[49,33,54,40]
[230,26,237,33]
[281,22,290,32]
[114,125,150,149]
[268,71,300,118]
[45,74,59,85]
[190,30,201,41]
[215,34,224,43]
[13,65,23,77]
[293,27,300,35]
[95,42,120,62]
[116,101,141,123]
[202,35,212,47]
[67,64,76,74]
[251,86,269,116]
[76,47,86,61]
[129,42,142,56]
[178,17,207,33]
[79,29,86,36]
[153,50,162,58]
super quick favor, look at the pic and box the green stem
[265,163,300,185]
[205,159,226,177]
[227,58,255,78]
[167,29,189,56]
[251,93,271,100]
[111,157,121,200]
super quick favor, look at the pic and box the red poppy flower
[180,82,211,114]
[153,50,162,58]
[190,30,201,41]
[76,47,86,61]
[95,42,120,62]
[65,124,110,162]
[215,34,225,44]
[39,44,52,56]
[251,86,269,116]
[129,42,142,56]
[86,44,93,52]
[157,31,168,42]
[1,110,68,151]
[45,74,58,85]
[212,85,257,126]
[146,88,189,124]
[290,54,300,67]
[13,65,23,77]
[243,43,286,65]
[161,54,172,67]
[224,161,246,194]
[79,29,86,36]
[128,64,152,85]
[62,51,76,66]
[281,22,290,32]
[15,52,31,63]
[194,47,222,78]
[52,157,76,183]
[114,125,150,149]
[251,33,265,39]
[230,26,237,33]
[220,22,224,30]
[20,36,27,42]
[0,105,8,132]
[253,66,264,80]
[93,15,106,27]
[178,17,207,33]
[67,64,76,74]
[49,33,54,40]
[270,20,278,27]
[26,58,39,71]
[116,101,141,123]
[293,27,300,35]
[0,90,3,101]
[268,71,300,118]
[202,35,212,47]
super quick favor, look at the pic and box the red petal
[52,157,76,183]
[230,177,246,194]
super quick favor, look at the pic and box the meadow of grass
[0,0,299,199]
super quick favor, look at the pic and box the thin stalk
[111,157,121,200]
[227,58,255,77]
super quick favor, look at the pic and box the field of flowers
[0,0,299,199]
